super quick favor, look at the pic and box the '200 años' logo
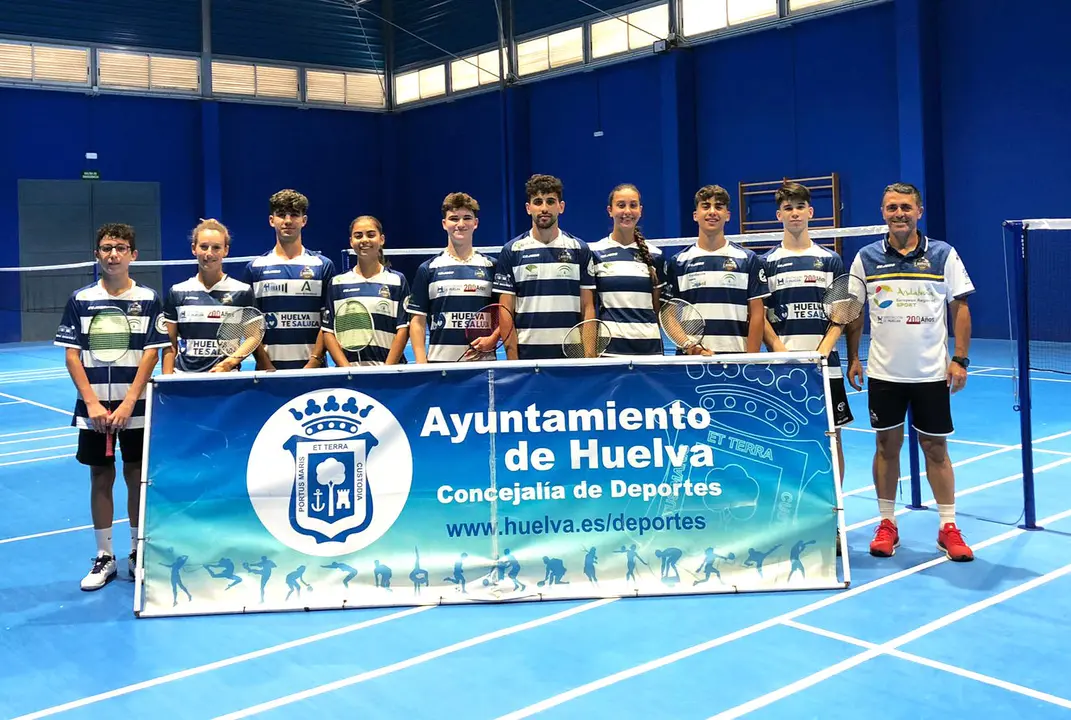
[247,389,413,557]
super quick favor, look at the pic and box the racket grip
[105,430,115,458]
[817,325,845,357]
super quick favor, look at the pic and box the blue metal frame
[1005,221,1040,530]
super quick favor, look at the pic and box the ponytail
[633,226,659,290]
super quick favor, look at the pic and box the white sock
[130,525,139,545]
[937,503,955,527]
[878,499,896,524]
[94,527,114,558]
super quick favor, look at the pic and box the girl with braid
[590,184,666,356]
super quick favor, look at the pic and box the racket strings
[562,320,611,359]
[659,300,705,349]
[87,312,131,363]
[822,275,867,325]
[217,308,265,356]
[336,302,376,351]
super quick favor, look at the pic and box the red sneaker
[938,523,974,562]
[869,518,900,557]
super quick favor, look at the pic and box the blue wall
[7,0,1071,343]
[0,89,384,342]
[938,0,1071,339]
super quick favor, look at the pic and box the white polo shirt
[850,234,974,383]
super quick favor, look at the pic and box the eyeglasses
[98,245,131,255]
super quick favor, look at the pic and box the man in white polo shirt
[847,182,975,562]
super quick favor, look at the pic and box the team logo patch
[300,266,315,279]
[723,258,738,272]
[247,390,413,556]
[378,286,391,299]
[126,302,142,317]
[220,293,234,305]
[557,249,573,263]
[474,268,487,279]
[814,258,825,269]
[914,257,931,271]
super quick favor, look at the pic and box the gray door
[17,180,162,342]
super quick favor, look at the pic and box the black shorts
[868,378,953,436]
[76,428,145,467]
[829,377,854,428]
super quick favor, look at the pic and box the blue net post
[906,410,925,509]
[1007,221,1040,530]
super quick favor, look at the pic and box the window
[451,48,506,91]
[591,3,669,59]
[517,36,550,76]
[97,51,199,93]
[394,64,446,105]
[0,42,89,84]
[307,69,385,107]
[790,0,838,9]
[212,61,298,99]
[682,0,777,36]
[549,28,584,68]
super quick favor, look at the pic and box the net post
[906,409,925,509]
[1008,221,1040,530]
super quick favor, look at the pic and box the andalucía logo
[247,389,413,557]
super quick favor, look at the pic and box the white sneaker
[81,554,117,591]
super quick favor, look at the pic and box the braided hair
[608,184,658,289]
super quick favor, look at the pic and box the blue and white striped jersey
[163,275,256,373]
[590,236,665,357]
[54,281,170,430]
[244,249,335,370]
[664,242,769,353]
[406,251,496,362]
[762,243,845,375]
[323,268,410,366]
[492,230,595,360]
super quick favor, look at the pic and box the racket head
[216,306,265,358]
[561,319,612,359]
[87,306,131,364]
[334,299,376,352]
[658,298,706,350]
[460,303,515,361]
[822,273,867,326]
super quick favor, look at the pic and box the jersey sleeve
[396,274,411,329]
[579,243,595,290]
[662,254,679,300]
[829,252,846,279]
[320,257,337,312]
[652,250,668,290]
[849,254,865,284]
[163,288,179,323]
[944,247,975,301]
[748,254,770,301]
[54,295,83,349]
[407,263,431,316]
[145,295,172,349]
[493,245,516,296]
[321,278,338,333]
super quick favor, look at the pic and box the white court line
[0,368,67,380]
[0,400,23,406]
[711,564,1071,718]
[844,455,1071,532]
[0,518,128,546]
[0,432,76,446]
[0,453,75,469]
[841,426,1010,449]
[11,605,436,720]
[215,599,619,720]
[0,392,71,416]
[842,445,1014,498]
[0,375,73,387]
[0,444,76,458]
[841,428,1071,498]
[781,620,1071,712]
[0,426,74,438]
[985,374,1071,384]
[1037,448,1071,457]
[493,507,1071,720]
[845,367,1020,395]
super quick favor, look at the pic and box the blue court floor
[1,339,1070,719]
